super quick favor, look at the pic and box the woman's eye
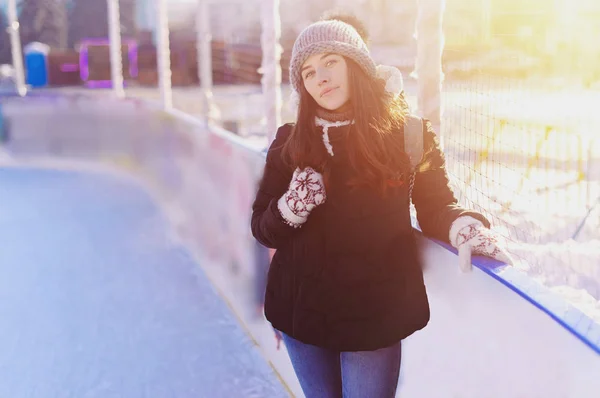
[304,71,314,79]
[326,60,337,67]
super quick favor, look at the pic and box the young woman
[251,15,513,398]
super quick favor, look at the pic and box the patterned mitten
[277,167,327,228]
[449,216,514,272]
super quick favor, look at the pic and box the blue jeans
[281,333,402,398]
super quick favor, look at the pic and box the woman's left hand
[449,216,514,272]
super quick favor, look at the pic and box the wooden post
[197,0,216,123]
[7,0,26,96]
[261,0,282,145]
[416,0,445,143]
[156,0,173,110]
[107,0,125,98]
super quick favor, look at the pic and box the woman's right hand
[277,167,327,228]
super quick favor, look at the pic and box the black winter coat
[251,120,489,352]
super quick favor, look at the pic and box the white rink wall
[1,92,599,397]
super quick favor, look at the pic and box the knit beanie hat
[289,19,378,94]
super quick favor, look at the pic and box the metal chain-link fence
[439,1,600,304]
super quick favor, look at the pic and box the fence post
[197,0,216,124]
[416,0,445,144]
[481,0,492,45]
[107,0,125,98]
[261,0,282,145]
[6,0,26,97]
[156,0,173,110]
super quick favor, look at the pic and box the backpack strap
[403,114,424,172]
[403,114,424,202]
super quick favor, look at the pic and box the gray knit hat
[289,20,378,94]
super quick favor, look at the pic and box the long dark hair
[281,58,412,195]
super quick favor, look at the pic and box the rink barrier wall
[1,92,599,396]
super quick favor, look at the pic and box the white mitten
[277,167,327,228]
[449,216,514,272]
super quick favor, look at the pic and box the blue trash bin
[24,42,50,88]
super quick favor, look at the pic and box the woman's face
[301,53,350,111]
